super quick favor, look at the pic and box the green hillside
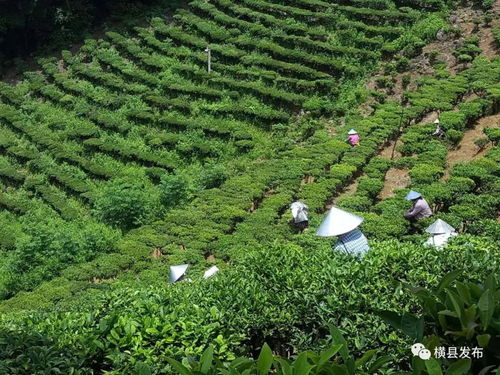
[0,0,499,373]
[0,0,444,301]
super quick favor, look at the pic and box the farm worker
[316,207,369,258]
[432,118,445,138]
[290,201,309,232]
[404,190,432,221]
[169,264,190,283]
[346,129,360,146]
[423,218,458,249]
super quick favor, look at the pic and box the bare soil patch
[418,111,440,125]
[332,177,361,203]
[378,168,411,199]
[379,139,402,159]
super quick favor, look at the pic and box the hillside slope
[0,0,445,301]
[0,0,499,373]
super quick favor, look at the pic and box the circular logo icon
[411,343,425,356]
[418,349,431,360]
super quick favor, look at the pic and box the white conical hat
[434,118,440,124]
[348,129,357,135]
[426,219,455,234]
[203,265,220,279]
[316,207,364,237]
[169,264,189,283]
[290,201,308,219]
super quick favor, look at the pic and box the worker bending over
[346,129,360,147]
[404,190,432,221]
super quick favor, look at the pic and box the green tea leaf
[292,352,313,375]
[424,358,443,375]
[276,358,293,375]
[477,334,491,347]
[354,349,376,369]
[318,344,343,367]
[329,326,349,361]
[401,313,424,340]
[377,310,403,330]
[166,358,192,375]
[367,355,392,373]
[437,270,461,293]
[478,289,494,328]
[445,359,471,375]
[256,343,273,374]
[134,362,152,375]
[200,346,214,373]
[329,364,349,375]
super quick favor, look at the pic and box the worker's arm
[404,204,422,219]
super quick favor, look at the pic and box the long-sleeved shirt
[404,198,432,220]
[347,134,360,146]
[334,229,370,257]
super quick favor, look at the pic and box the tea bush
[93,179,162,230]
[380,272,500,374]
[1,237,498,373]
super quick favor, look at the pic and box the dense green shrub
[357,177,385,199]
[416,148,447,167]
[409,163,443,185]
[93,179,161,230]
[484,127,500,144]
[446,176,476,197]
[402,74,411,88]
[159,173,193,209]
[380,272,500,374]
[361,213,409,239]
[364,157,391,179]
[336,195,372,212]
[439,111,467,131]
[1,208,119,297]
[457,193,500,217]
[493,27,500,48]
[451,162,495,187]
[329,164,357,181]
[457,54,473,63]
[166,330,392,375]
[467,219,500,240]
[196,163,228,189]
[1,238,498,373]
[453,37,482,61]
[384,14,445,57]
[445,129,464,146]
[0,212,22,250]
[396,56,410,72]
[392,156,416,169]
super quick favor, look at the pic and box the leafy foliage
[93,179,162,230]
[380,272,500,374]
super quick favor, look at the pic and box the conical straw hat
[426,219,455,234]
[169,264,189,283]
[291,201,308,219]
[348,129,358,135]
[316,207,364,237]
[434,118,440,124]
[405,190,422,200]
